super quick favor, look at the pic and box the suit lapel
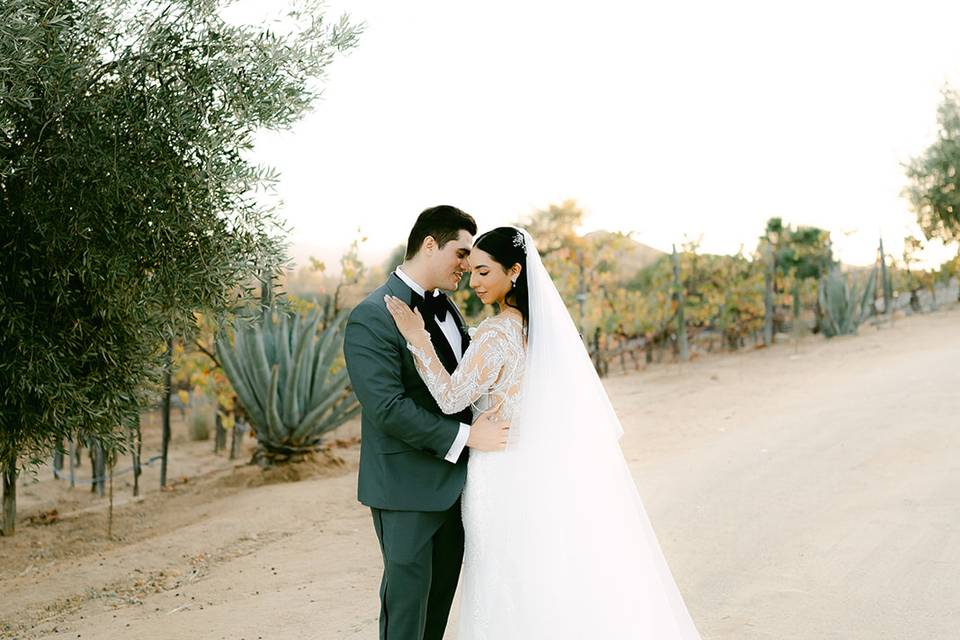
[424,314,459,375]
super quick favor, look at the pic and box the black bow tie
[411,290,450,323]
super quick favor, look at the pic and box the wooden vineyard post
[53,440,64,478]
[108,461,115,539]
[229,416,246,461]
[763,243,775,346]
[68,439,76,488]
[214,412,226,454]
[879,236,892,315]
[671,245,689,361]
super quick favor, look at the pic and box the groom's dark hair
[405,205,478,260]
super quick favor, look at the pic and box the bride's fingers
[383,296,397,316]
[384,295,405,316]
[384,297,419,329]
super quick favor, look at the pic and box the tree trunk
[89,439,105,497]
[261,268,274,321]
[592,327,604,377]
[1,459,16,536]
[229,427,236,460]
[160,337,173,488]
[89,442,98,494]
[132,414,142,498]
[718,297,729,351]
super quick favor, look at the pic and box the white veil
[489,227,702,638]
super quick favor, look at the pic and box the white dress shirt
[394,267,471,463]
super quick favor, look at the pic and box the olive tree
[0,0,360,535]
[905,87,960,244]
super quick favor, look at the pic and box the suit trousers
[370,499,464,640]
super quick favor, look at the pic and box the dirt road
[1,308,957,639]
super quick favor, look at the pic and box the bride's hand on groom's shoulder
[384,295,429,346]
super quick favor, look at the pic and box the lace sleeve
[407,320,508,415]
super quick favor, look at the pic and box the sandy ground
[1,306,958,640]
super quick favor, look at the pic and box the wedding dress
[407,228,702,639]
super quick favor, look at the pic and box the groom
[343,205,510,640]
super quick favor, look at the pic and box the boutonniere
[467,326,478,338]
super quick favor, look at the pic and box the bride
[384,226,702,639]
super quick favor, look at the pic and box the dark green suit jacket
[344,274,471,512]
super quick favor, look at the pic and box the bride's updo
[473,227,529,327]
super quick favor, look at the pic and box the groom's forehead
[448,229,473,252]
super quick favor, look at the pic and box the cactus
[817,266,877,337]
[215,308,360,465]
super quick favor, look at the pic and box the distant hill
[582,230,665,275]
[288,242,394,277]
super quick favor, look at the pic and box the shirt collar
[394,266,438,298]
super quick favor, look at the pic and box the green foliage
[215,307,360,464]
[760,217,836,335]
[765,219,834,281]
[521,199,585,256]
[904,86,960,243]
[937,250,960,283]
[383,244,406,275]
[817,267,878,337]
[514,202,771,354]
[518,200,662,337]
[172,313,237,424]
[332,233,368,314]
[0,0,359,474]
[631,244,766,348]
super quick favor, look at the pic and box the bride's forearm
[406,342,475,415]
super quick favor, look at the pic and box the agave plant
[215,308,360,465]
[817,266,878,337]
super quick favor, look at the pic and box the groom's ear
[420,235,437,255]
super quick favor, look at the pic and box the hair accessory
[512,230,526,253]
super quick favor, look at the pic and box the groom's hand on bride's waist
[467,410,510,452]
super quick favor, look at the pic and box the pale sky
[241,0,960,270]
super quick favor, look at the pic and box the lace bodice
[407,312,526,422]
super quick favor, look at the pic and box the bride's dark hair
[473,227,529,327]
